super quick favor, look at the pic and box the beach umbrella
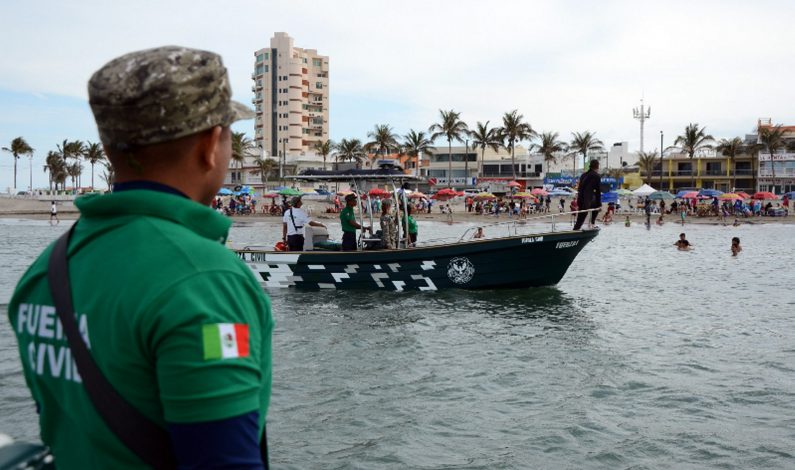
[530,188,548,196]
[512,191,535,199]
[648,191,675,201]
[615,188,633,196]
[507,181,522,188]
[217,187,233,196]
[263,192,279,198]
[697,188,723,197]
[278,187,303,196]
[718,193,743,201]
[675,189,692,198]
[752,191,779,200]
[601,192,619,203]
[409,191,428,199]
[547,190,571,197]
[474,192,497,201]
[736,191,751,199]
[782,191,795,199]
[368,188,390,197]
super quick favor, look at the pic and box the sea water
[1,218,794,469]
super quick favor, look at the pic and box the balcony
[480,172,540,178]
[704,169,725,176]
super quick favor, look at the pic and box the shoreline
[2,198,792,226]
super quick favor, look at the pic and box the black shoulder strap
[47,223,270,469]
[48,224,177,469]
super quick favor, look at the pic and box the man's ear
[199,126,223,170]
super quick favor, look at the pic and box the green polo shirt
[8,190,273,469]
[406,215,418,235]
[340,205,358,232]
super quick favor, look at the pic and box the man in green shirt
[404,205,419,246]
[340,193,367,251]
[9,47,273,468]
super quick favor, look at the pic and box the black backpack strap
[47,224,178,470]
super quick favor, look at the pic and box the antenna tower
[633,99,651,153]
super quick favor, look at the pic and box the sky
[2,0,794,190]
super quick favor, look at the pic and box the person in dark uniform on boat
[573,159,602,230]
[340,193,368,251]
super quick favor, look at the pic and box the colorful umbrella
[409,191,428,199]
[512,192,536,199]
[263,192,279,198]
[680,191,699,199]
[736,191,751,199]
[698,188,723,198]
[648,191,675,201]
[718,193,743,200]
[217,188,233,196]
[753,191,779,200]
[507,181,522,188]
[474,192,497,201]
[368,188,390,197]
[615,188,633,196]
[530,188,548,196]
[278,187,303,196]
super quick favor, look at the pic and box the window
[255,65,264,75]
[315,82,323,89]
[256,54,264,63]
[312,58,322,66]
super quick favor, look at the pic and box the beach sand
[1,196,792,226]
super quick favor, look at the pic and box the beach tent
[632,184,657,196]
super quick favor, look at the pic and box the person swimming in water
[731,237,742,256]
[674,233,693,250]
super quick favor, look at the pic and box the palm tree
[496,110,536,180]
[402,130,434,176]
[569,131,604,175]
[101,160,115,189]
[429,109,469,188]
[44,150,67,191]
[231,132,254,169]
[67,162,82,190]
[335,138,366,169]
[84,142,105,190]
[313,139,334,171]
[251,157,278,187]
[469,121,502,177]
[3,137,35,190]
[758,125,786,191]
[637,150,658,183]
[365,124,400,162]
[537,131,567,175]
[673,123,714,188]
[715,137,744,191]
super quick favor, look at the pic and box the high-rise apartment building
[252,32,329,158]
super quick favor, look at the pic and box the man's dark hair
[589,159,599,170]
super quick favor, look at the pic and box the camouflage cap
[88,46,254,150]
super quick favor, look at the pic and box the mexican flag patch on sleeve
[202,323,250,360]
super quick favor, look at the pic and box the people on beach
[341,193,367,251]
[282,196,325,251]
[403,205,418,246]
[573,159,601,230]
[731,237,742,256]
[49,201,59,225]
[624,215,631,227]
[656,214,664,225]
[674,233,693,250]
[9,46,273,468]
[472,227,485,239]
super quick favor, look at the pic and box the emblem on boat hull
[447,257,475,284]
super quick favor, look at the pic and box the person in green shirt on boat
[340,193,369,251]
[402,205,418,246]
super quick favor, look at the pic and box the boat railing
[417,208,601,246]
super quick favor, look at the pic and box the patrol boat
[233,168,598,291]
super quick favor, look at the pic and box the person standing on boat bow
[341,193,368,251]
[282,196,325,251]
[9,46,274,469]
[573,159,602,230]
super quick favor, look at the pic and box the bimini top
[289,168,424,182]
